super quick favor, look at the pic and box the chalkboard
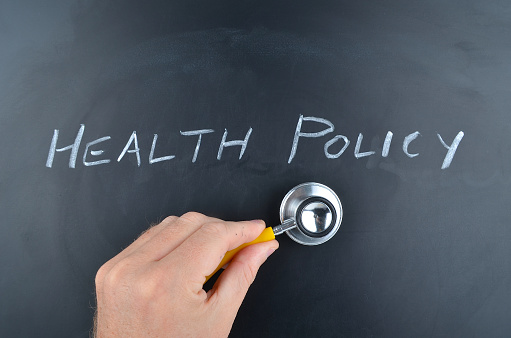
[1,1,511,336]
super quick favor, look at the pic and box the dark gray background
[1,0,510,336]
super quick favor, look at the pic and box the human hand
[94,212,279,337]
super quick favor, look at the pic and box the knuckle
[180,211,206,224]
[138,215,176,241]
[136,216,180,244]
[161,215,178,225]
[238,263,257,289]
[131,272,162,302]
[137,226,156,241]
[102,260,132,289]
[200,222,228,238]
[95,263,110,288]
[153,226,179,246]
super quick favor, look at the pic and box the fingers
[133,212,223,262]
[96,212,218,286]
[112,217,174,261]
[208,240,279,318]
[161,219,267,284]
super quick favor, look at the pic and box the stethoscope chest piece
[279,182,343,245]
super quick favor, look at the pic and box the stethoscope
[276,182,342,245]
[206,182,343,282]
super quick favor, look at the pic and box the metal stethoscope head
[274,182,343,245]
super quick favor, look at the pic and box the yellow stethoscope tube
[205,227,276,282]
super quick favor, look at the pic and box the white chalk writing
[438,131,465,169]
[118,131,141,167]
[45,115,465,170]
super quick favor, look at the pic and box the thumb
[210,240,278,315]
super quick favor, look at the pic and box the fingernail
[249,219,265,226]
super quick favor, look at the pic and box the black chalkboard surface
[1,1,511,337]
